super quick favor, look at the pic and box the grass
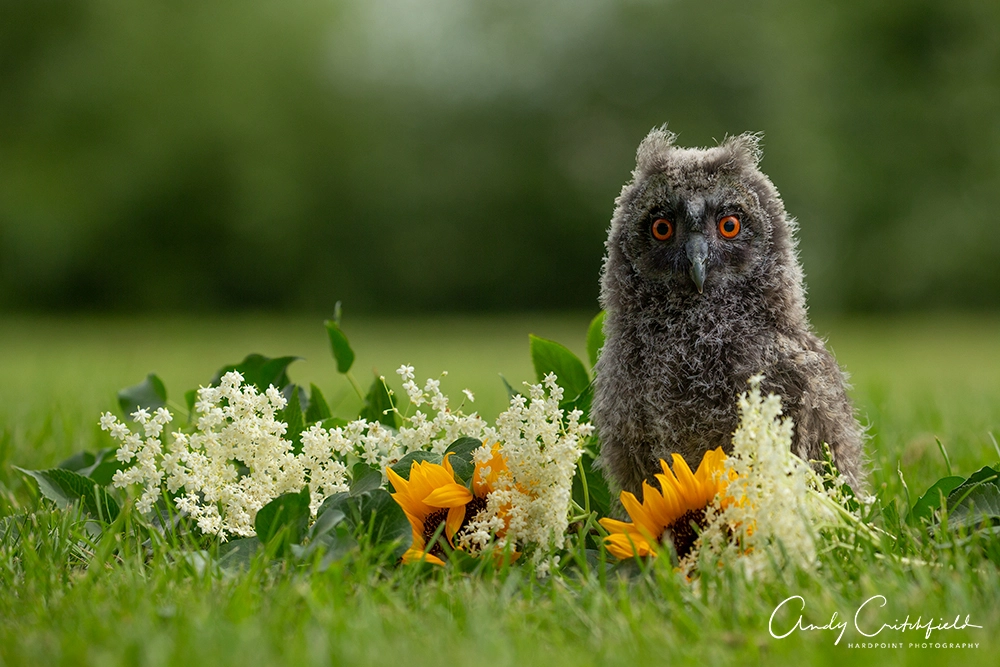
[1,312,999,666]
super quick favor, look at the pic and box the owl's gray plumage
[592,128,864,499]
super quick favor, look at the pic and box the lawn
[1,313,998,666]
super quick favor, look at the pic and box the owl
[592,128,864,499]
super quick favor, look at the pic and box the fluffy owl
[592,128,864,499]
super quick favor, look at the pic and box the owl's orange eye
[718,215,741,239]
[651,218,673,241]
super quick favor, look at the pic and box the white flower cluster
[100,407,171,515]
[100,367,490,539]
[298,366,489,473]
[460,374,593,565]
[101,371,347,538]
[701,375,839,576]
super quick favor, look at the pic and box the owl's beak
[686,235,708,293]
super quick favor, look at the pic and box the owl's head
[601,127,804,315]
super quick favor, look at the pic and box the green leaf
[254,487,311,550]
[15,467,120,522]
[572,450,611,518]
[360,376,398,429]
[184,389,197,417]
[586,311,607,370]
[947,482,1000,530]
[58,451,96,472]
[308,507,346,542]
[390,451,442,480]
[279,384,306,452]
[529,334,590,399]
[294,508,349,563]
[305,384,332,423]
[350,463,384,495]
[949,465,1000,500]
[563,382,594,419]
[218,537,261,572]
[210,354,299,392]
[445,437,482,484]
[324,319,355,374]
[320,416,350,430]
[909,476,965,524]
[118,373,167,417]
[338,488,412,560]
[58,448,124,486]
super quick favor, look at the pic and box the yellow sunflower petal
[654,474,684,519]
[446,505,466,540]
[387,467,431,519]
[419,460,452,489]
[670,453,700,508]
[473,444,507,497]
[605,532,656,560]
[386,465,409,494]
[598,517,636,534]
[441,452,456,477]
[402,545,445,566]
[641,480,672,528]
[620,490,659,539]
[423,483,474,508]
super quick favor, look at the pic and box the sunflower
[387,454,474,565]
[388,448,510,565]
[599,447,735,561]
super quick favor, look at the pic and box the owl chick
[592,128,864,499]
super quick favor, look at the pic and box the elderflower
[458,373,589,564]
[102,372,353,538]
[697,375,839,576]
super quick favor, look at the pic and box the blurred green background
[3,0,999,315]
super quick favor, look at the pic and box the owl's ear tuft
[635,125,677,176]
[722,132,764,169]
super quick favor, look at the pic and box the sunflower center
[460,495,488,531]
[666,507,709,560]
[422,508,450,557]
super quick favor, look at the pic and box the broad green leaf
[350,463,384,495]
[57,451,96,472]
[210,354,299,392]
[308,508,346,542]
[360,376,398,429]
[59,448,123,487]
[293,508,349,562]
[254,487,311,550]
[909,475,964,524]
[586,311,607,370]
[279,384,306,451]
[77,448,125,487]
[118,373,167,417]
[445,437,482,484]
[949,465,1000,501]
[305,384,332,423]
[320,417,350,430]
[947,482,1000,530]
[218,537,261,572]
[184,389,197,417]
[15,467,120,521]
[390,451,442,480]
[324,319,355,374]
[529,334,590,399]
[341,488,413,560]
[562,381,594,419]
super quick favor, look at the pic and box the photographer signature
[768,595,983,645]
